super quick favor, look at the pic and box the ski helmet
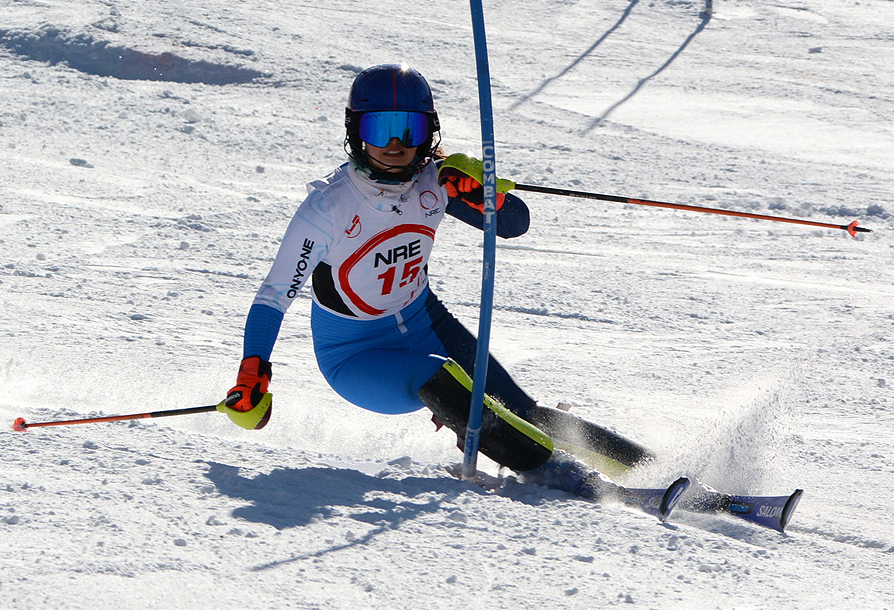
[344,64,441,180]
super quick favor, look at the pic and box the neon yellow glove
[438,153,516,212]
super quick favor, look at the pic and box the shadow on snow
[0,26,265,85]
[506,2,711,132]
[586,11,711,132]
[203,461,471,570]
[507,0,642,112]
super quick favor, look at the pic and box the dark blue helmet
[344,64,441,181]
[347,64,436,114]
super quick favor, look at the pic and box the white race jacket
[253,161,448,319]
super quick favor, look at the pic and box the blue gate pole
[462,0,499,481]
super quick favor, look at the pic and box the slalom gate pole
[511,183,872,237]
[463,0,498,481]
[13,404,219,431]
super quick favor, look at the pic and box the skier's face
[364,138,418,172]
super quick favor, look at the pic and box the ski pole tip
[13,417,28,432]
[846,220,872,237]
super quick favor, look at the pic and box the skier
[220,63,653,499]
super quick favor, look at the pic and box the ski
[543,424,803,532]
[681,485,803,532]
[617,476,691,523]
[507,450,691,523]
[448,457,690,523]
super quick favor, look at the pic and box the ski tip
[779,489,803,532]
[659,477,691,522]
[13,417,28,432]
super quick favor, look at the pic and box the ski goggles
[358,111,431,148]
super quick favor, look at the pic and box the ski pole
[13,404,219,431]
[510,182,872,237]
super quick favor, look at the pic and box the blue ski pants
[311,287,537,416]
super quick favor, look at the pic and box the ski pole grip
[439,153,515,193]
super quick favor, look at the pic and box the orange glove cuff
[236,356,272,394]
[226,357,272,412]
[443,175,505,213]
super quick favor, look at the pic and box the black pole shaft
[148,405,219,419]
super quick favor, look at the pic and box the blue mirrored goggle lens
[359,111,430,148]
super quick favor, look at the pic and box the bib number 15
[378,257,423,296]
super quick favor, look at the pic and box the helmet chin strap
[365,161,418,184]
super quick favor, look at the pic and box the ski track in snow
[2,0,893,608]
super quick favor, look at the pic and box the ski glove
[438,153,515,213]
[220,356,273,430]
[441,174,505,212]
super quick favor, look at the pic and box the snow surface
[2,0,893,608]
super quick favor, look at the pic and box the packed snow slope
[2,0,893,608]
